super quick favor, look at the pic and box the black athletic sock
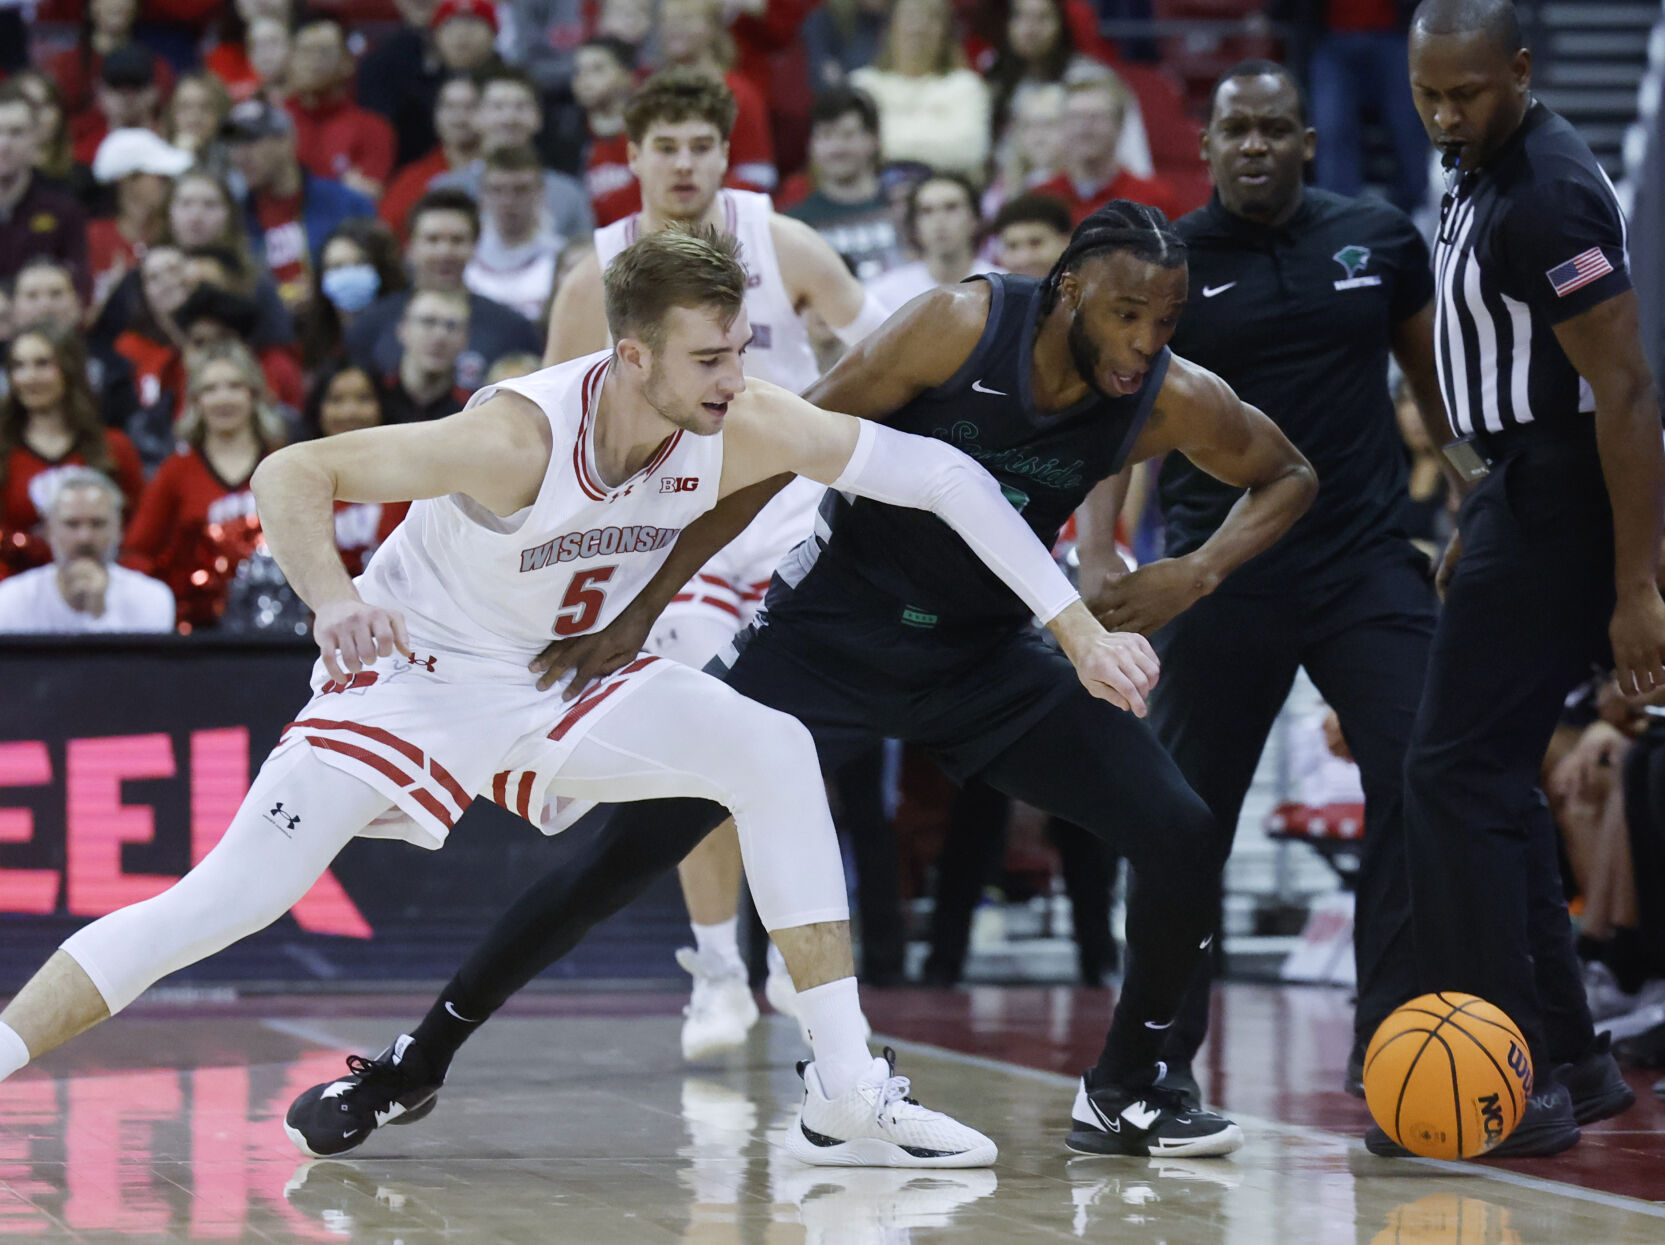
[410,993,487,1079]
[401,798,727,1078]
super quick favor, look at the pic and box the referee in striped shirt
[1391,0,1664,1156]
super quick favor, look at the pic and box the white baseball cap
[92,128,195,182]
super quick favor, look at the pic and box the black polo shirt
[1431,101,1631,436]
[1160,187,1434,592]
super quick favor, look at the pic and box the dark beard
[1066,311,1114,400]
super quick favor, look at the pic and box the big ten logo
[0,733,368,935]
[0,1050,354,1238]
[659,476,700,493]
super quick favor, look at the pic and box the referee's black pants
[1147,549,1436,1070]
[1403,422,1608,1068]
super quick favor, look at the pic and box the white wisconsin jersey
[356,351,723,665]
[594,189,821,394]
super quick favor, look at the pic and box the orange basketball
[1362,992,1533,1159]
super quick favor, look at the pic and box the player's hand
[1610,587,1665,696]
[1047,601,1160,717]
[1548,720,1629,804]
[531,598,654,697]
[313,596,413,683]
[1091,556,1214,636]
[1434,532,1462,597]
[1321,708,1353,763]
[58,558,110,616]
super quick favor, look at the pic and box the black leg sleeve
[411,797,729,1073]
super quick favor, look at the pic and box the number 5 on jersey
[553,566,617,636]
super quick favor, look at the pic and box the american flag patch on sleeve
[1545,247,1614,297]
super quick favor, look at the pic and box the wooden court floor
[1,983,1662,1242]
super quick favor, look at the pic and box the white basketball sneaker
[786,1048,997,1168]
[676,946,759,1061]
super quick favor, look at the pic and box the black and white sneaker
[1364,1077,1581,1159]
[284,1035,444,1158]
[1067,1066,1244,1158]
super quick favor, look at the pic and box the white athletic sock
[691,917,742,971]
[797,977,872,1097]
[0,1021,30,1082]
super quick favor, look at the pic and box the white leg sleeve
[60,748,386,1014]
[545,663,849,931]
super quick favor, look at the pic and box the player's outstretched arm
[1091,357,1318,634]
[771,214,891,348]
[530,282,992,696]
[252,393,551,680]
[723,384,1162,715]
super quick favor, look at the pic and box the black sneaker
[284,1035,444,1158]
[1344,1042,1365,1099]
[1363,1078,1580,1159]
[1067,1066,1243,1158]
[1153,1063,1203,1110]
[1558,1033,1637,1124]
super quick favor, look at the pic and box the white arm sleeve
[828,291,892,348]
[829,420,1081,625]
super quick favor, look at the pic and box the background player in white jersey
[0,226,1155,1168]
[548,70,894,1057]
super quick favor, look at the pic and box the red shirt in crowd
[115,331,305,416]
[85,219,145,315]
[123,443,266,629]
[204,42,264,102]
[332,498,409,578]
[253,187,314,308]
[287,90,397,189]
[1029,167,1186,226]
[0,433,145,580]
[379,147,453,239]
[586,72,776,226]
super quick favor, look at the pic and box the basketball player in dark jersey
[286,203,1319,1159]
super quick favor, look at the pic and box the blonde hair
[875,0,965,75]
[176,340,288,448]
[603,224,746,351]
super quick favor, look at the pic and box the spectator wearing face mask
[345,188,541,389]
[302,218,411,371]
[0,467,174,633]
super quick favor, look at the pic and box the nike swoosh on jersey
[1202,283,1237,298]
[971,379,1007,395]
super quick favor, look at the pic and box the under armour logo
[408,653,438,673]
[264,802,301,835]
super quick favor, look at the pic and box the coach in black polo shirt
[1086,60,1448,1107]
[1389,0,1663,1156]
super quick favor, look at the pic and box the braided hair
[1038,200,1186,314]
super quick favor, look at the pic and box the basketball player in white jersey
[0,227,1156,1168]
[548,70,893,1059]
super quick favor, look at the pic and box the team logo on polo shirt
[1332,245,1382,291]
[30,213,57,233]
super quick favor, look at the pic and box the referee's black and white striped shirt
[1433,101,1632,437]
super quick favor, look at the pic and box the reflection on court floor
[1,989,1662,1242]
